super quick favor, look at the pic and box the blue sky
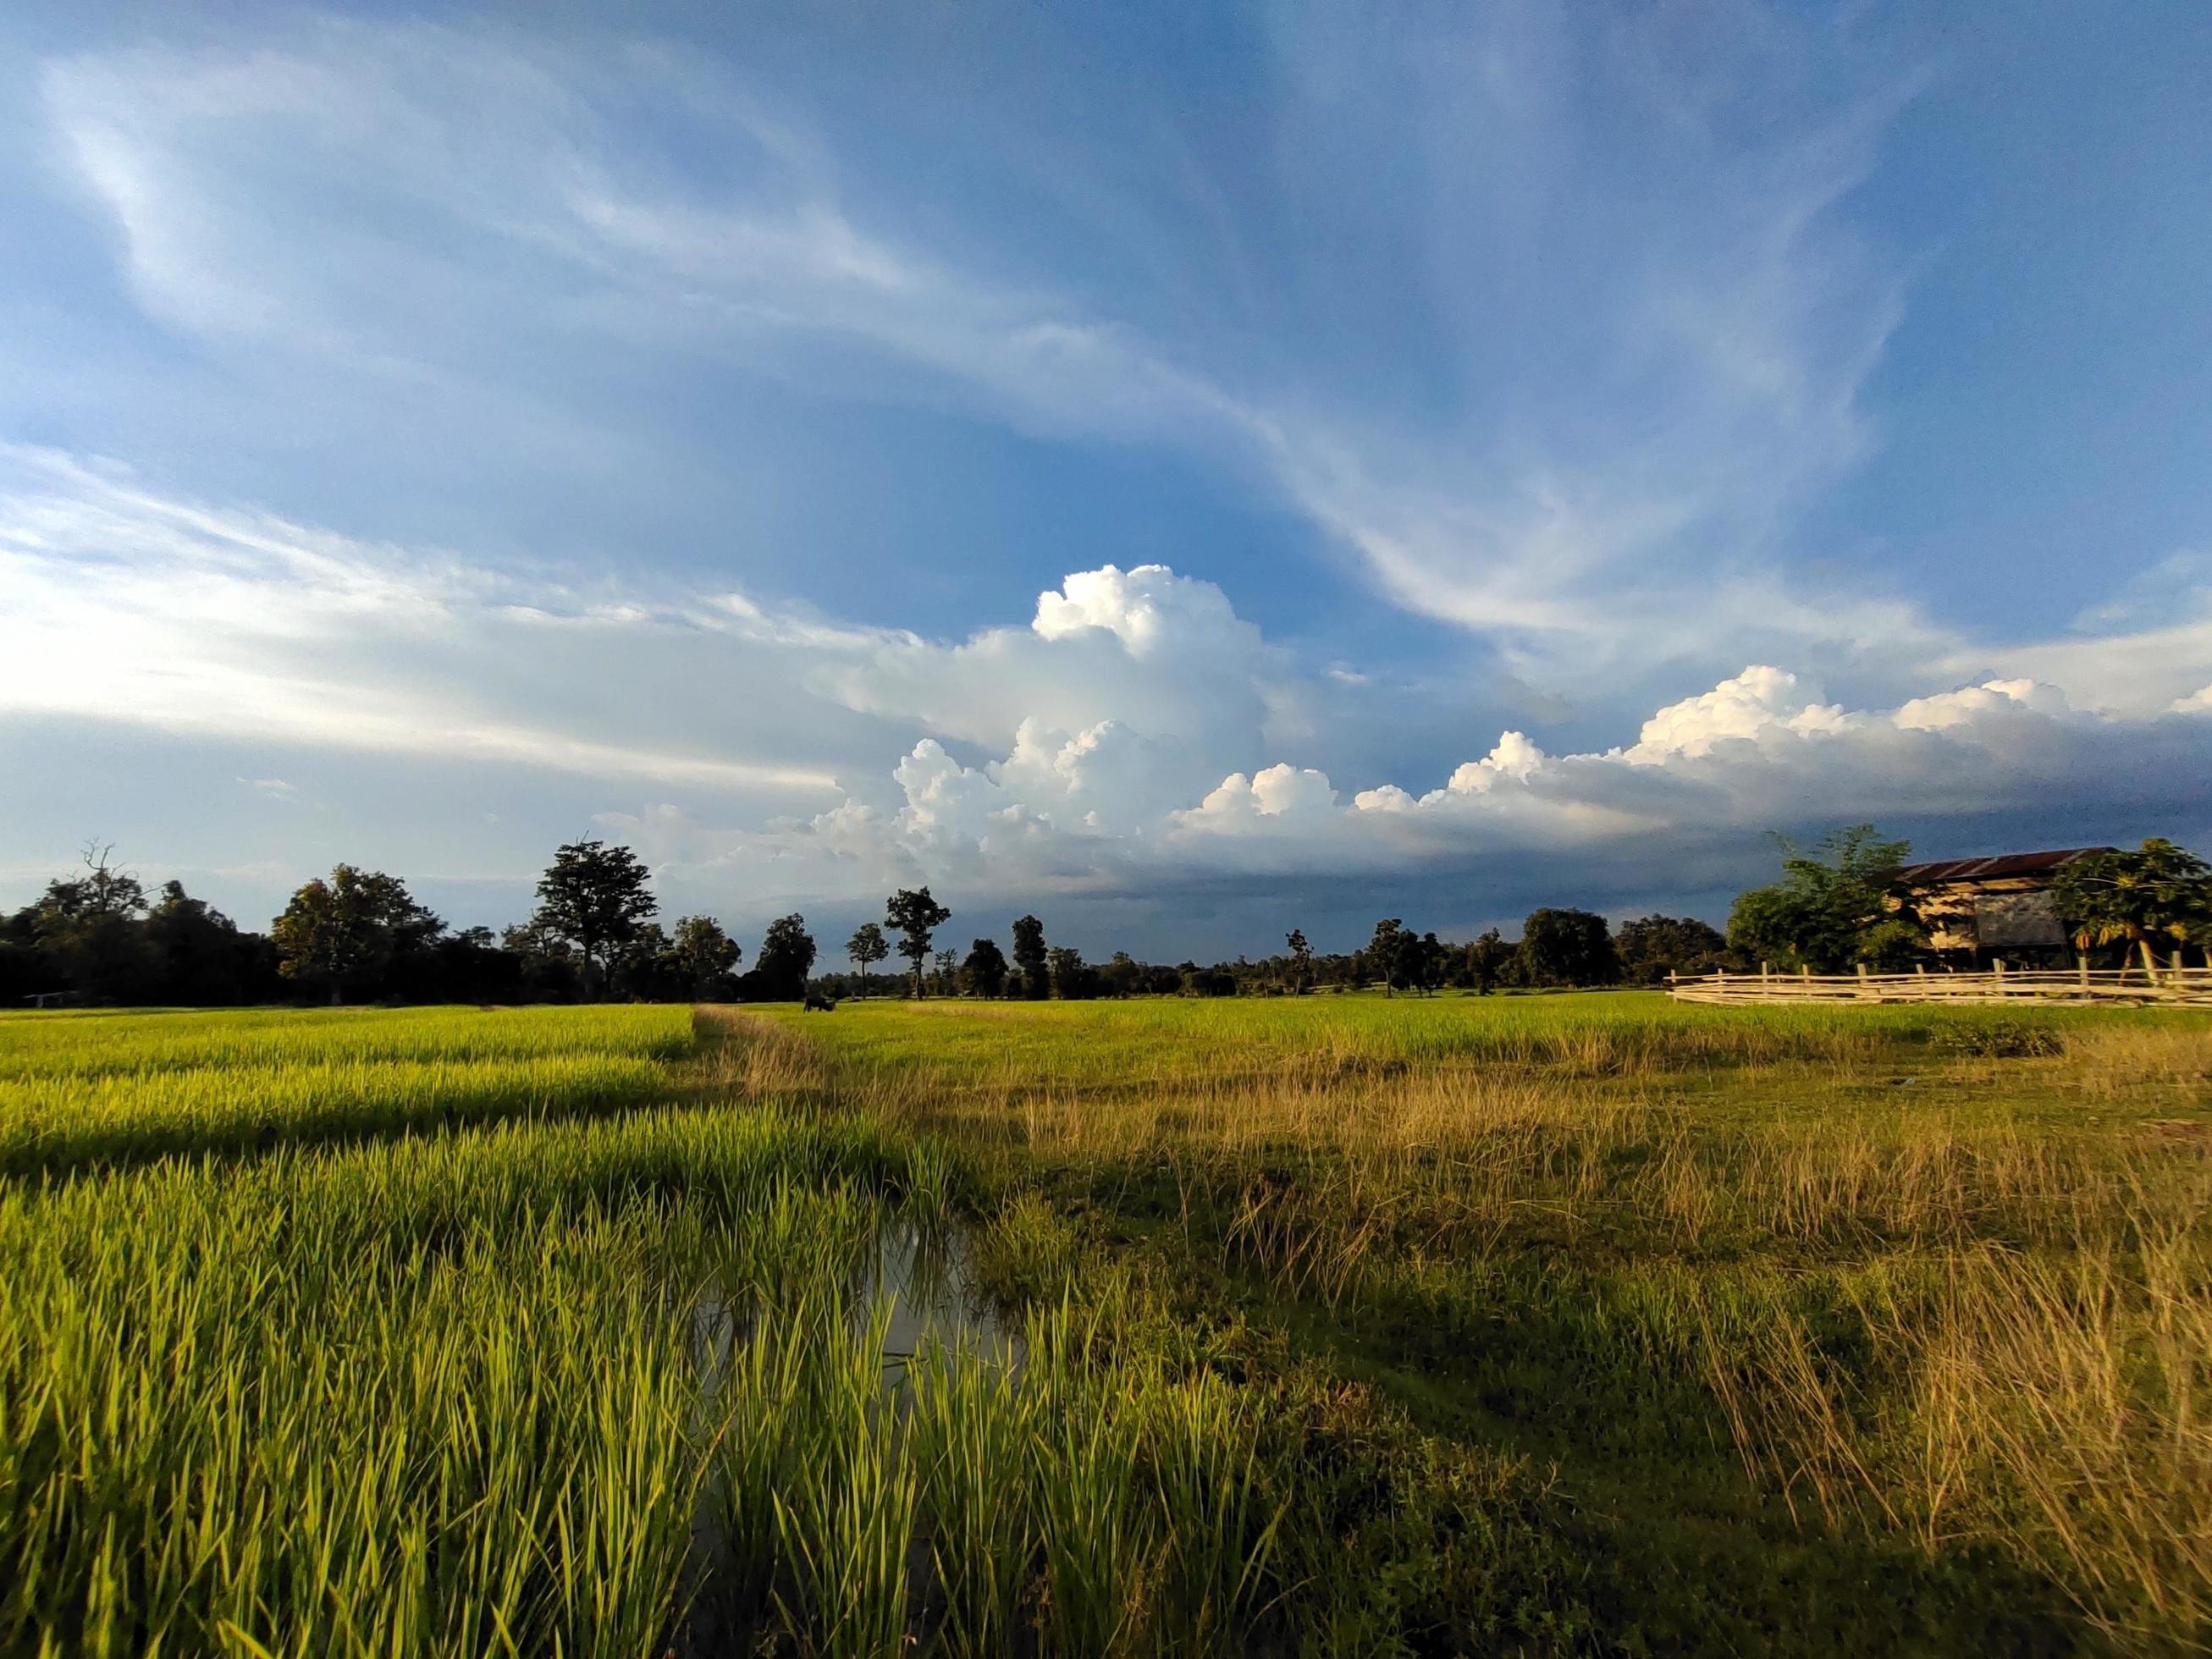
[3,1,2210,960]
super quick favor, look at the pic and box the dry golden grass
[2065,1022,2212,1100]
[756,995,2212,1643]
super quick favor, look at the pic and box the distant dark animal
[803,991,838,1012]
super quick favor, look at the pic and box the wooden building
[1890,847,2112,962]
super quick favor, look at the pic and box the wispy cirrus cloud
[36,9,1952,703]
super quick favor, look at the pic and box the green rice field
[3,994,2208,1655]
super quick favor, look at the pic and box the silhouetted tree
[665,915,742,1000]
[1419,931,1448,994]
[1012,914,1049,1000]
[502,918,582,1000]
[611,923,678,1000]
[433,925,522,1003]
[747,914,818,1000]
[961,937,1010,998]
[1365,918,1408,992]
[1387,929,1426,994]
[145,879,268,1005]
[1517,907,1620,988]
[1048,945,1100,1000]
[532,841,657,998]
[1614,914,1729,986]
[1465,928,1513,995]
[272,865,441,1004]
[886,887,953,998]
[1284,929,1314,994]
[846,922,889,993]
[40,841,146,921]
[25,841,153,1001]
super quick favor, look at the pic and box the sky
[3,0,2210,962]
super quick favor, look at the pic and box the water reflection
[865,1221,1023,1381]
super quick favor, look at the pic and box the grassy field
[1,995,2207,1655]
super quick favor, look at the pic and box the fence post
[1856,962,1870,999]
[2078,955,2089,994]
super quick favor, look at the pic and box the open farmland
[3,995,2209,1656]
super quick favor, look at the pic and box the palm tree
[2052,839,2212,982]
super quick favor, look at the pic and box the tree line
[7,828,2204,1008]
[825,900,1718,999]
[2,840,782,1008]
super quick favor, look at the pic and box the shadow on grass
[0,1082,685,1183]
[0,1022,770,1184]
[1251,1279,2099,1656]
[1039,1157,2104,1656]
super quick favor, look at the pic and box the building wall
[1897,875,2069,955]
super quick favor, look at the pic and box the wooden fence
[1669,962,2212,1008]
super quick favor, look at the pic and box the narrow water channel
[676,1220,1022,1652]
[865,1221,1024,1381]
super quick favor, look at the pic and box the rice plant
[4,994,2209,1652]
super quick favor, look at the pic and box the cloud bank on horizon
[3,3,2209,951]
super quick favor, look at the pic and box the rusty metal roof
[1895,847,2113,885]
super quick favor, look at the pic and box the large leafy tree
[1464,928,1514,995]
[1517,907,1620,988]
[751,915,818,1000]
[532,841,657,999]
[1385,930,1448,995]
[886,888,952,998]
[1047,945,1100,1000]
[272,865,441,1004]
[1012,914,1049,1000]
[1365,918,1408,991]
[665,915,741,1000]
[1418,930,1450,994]
[846,923,890,992]
[502,918,582,1000]
[35,841,146,923]
[1283,929,1315,994]
[2054,839,2212,974]
[1726,824,1919,973]
[146,880,259,1005]
[961,937,1010,998]
[611,923,677,1000]
[25,842,153,1001]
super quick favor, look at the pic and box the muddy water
[864,1221,1023,1381]
[686,1221,1021,1392]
